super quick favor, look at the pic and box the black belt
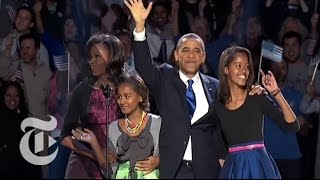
[182,160,192,168]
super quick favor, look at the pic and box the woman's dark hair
[85,33,124,82]
[0,81,29,117]
[218,46,254,104]
[117,75,150,112]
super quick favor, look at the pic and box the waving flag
[309,53,320,85]
[261,40,283,63]
[53,54,68,71]
[257,40,283,83]
[11,63,24,84]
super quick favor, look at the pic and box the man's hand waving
[124,0,153,32]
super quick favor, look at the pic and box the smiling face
[152,5,169,29]
[218,46,254,103]
[174,36,206,78]
[20,38,38,64]
[225,52,250,87]
[116,83,142,115]
[15,9,34,33]
[89,44,109,77]
[283,36,300,63]
[4,86,20,110]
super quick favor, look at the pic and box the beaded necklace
[125,111,146,134]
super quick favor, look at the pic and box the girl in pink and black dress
[211,46,300,179]
[61,33,124,178]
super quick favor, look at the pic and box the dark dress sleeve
[60,82,89,140]
[259,95,300,132]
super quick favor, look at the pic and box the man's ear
[174,50,179,62]
[201,52,206,63]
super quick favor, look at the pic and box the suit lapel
[172,71,189,118]
[192,74,217,126]
[200,73,215,104]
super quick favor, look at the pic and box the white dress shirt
[180,71,209,160]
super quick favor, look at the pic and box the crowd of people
[0,0,319,179]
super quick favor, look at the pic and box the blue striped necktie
[186,79,196,119]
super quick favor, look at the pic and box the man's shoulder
[200,73,219,85]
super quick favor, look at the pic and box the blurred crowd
[0,0,319,179]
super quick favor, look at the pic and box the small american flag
[53,54,68,71]
[310,54,320,66]
[306,39,317,56]
[261,40,283,63]
[11,63,24,84]
[309,52,320,85]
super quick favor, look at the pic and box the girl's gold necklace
[125,111,146,134]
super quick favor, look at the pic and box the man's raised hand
[124,0,153,32]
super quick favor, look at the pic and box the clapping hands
[72,128,97,145]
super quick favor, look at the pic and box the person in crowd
[264,60,303,179]
[72,75,161,179]
[0,81,42,178]
[10,33,52,121]
[116,29,138,76]
[35,0,66,40]
[0,0,20,41]
[1,6,50,67]
[145,0,176,65]
[61,33,124,178]
[299,83,320,179]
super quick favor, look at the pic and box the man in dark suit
[124,1,225,178]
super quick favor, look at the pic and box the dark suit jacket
[133,40,225,179]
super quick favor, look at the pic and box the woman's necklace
[125,111,146,134]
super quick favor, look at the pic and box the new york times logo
[19,116,58,165]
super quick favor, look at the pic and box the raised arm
[260,70,297,124]
[124,0,152,33]
[124,0,164,92]
[34,1,44,34]
[171,0,180,36]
